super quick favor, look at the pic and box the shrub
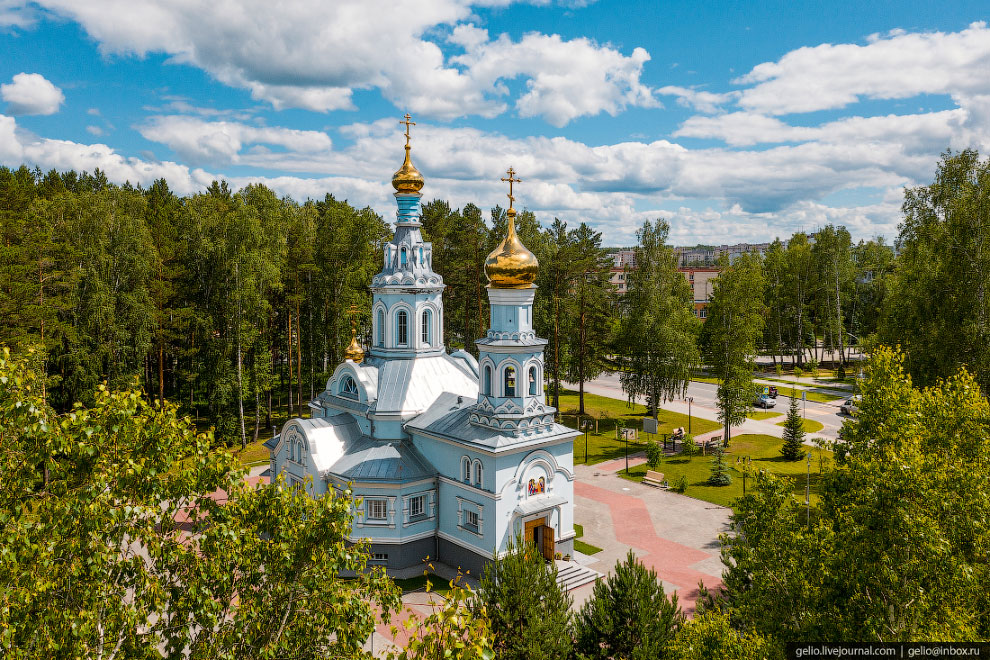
[794,366,804,379]
[680,435,699,456]
[645,440,663,469]
[774,363,783,377]
[837,363,846,380]
[673,475,688,493]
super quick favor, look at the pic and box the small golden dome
[485,207,538,288]
[392,145,424,194]
[344,327,364,363]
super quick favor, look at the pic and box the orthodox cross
[400,113,415,146]
[347,304,359,331]
[501,167,521,206]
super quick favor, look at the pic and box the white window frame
[465,510,479,531]
[410,495,424,518]
[367,498,388,521]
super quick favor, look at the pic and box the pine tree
[780,392,806,460]
[474,538,573,660]
[575,550,683,660]
[708,447,732,486]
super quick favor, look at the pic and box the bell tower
[471,169,555,437]
[369,114,445,359]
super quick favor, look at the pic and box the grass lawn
[392,573,454,597]
[556,390,721,465]
[573,523,603,555]
[776,418,825,433]
[747,410,782,421]
[779,390,844,404]
[230,438,271,466]
[618,434,833,510]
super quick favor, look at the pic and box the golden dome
[392,145,424,194]
[392,113,424,194]
[344,327,364,363]
[485,207,538,288]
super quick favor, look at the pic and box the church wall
[345,481,439,544]
[437,536,489,578]
[367,536,438,572]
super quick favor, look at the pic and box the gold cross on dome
[347,304,359,328]
[399,113,415,146]
[501,167,521,206]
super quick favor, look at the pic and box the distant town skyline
[2,1,989,245]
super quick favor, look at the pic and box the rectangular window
[367,498,387,521]
[372,552,388,561]
[410,495,425,518]
[465,510,479,531]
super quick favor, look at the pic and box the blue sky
[1,1,989,245]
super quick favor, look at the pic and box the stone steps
[554,560,601,591]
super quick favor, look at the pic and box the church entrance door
[525,516,546,547]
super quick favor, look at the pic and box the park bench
[643,470,667,488]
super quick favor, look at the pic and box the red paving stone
[575,480,723,613]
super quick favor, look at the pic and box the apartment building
[608,250,719,319]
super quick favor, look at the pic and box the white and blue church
[267,119,579,575]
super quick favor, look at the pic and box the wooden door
[540,525,555,560]
[525,517,545,547]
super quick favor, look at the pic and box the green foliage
[0,348,400,657]
[474,539,573,660]
[779,393,805,460]
[721,346,990,644]
[619,220,700,418]
[390,576,493,660]
[673,475,688,493]
[882,149,990,392]
[667,612,775,660]
[680,434,699,456]
[701,253,766,447]
[645,439,664,468]
[575,550,684,660]
[707,447,732,486]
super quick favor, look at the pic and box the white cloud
[24,0,655,124]
[138,116,333,165]
[1,73,64,115]
[0,0,36,28]
[85,125,104,136]
[734,22,990,115]
[657,86,735,114]
[449,27,659,126]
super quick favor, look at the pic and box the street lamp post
[805,452,811,528]
[687,396,694,434]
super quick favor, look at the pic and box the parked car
[768,386,778,398]
[840,395,861,416]
[754,394,777,409]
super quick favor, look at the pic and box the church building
[267,116,579,576]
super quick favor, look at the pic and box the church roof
[353,354,478,416]
[405,392,580,451]
[328,437,434,483]
[286,414,363,475]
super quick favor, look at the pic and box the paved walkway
[570,462,730,615]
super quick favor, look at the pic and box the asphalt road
[571,372,850,441]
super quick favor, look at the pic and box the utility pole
[806,452,811,528]
[687,396,694,434]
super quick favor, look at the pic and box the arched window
[462,457,471,483]
[528,366,537,395]
[504,366,516,397]
[421,309,431,346]
[400,248,407,268]
[341,376,358,399]
[397,310,408,346]
[474,460,482,487]
[377,309,385,347]
[483,365,492,395]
